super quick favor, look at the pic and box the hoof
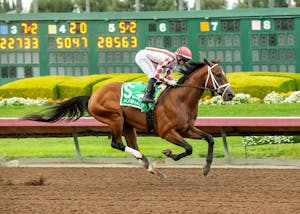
[137,155,150,169]
[202,165,211,176]
[148,164,167,180]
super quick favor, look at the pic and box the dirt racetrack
[0,167,299,214]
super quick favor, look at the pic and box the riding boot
[143,78,157,103]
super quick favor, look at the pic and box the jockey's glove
[166,79,177,86]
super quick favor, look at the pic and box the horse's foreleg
[202,133,214,176]
[187,127,214,176]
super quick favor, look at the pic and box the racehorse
[24,59,235,179]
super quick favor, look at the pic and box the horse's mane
[177,60,206,84]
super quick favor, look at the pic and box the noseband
[204,64,231,97]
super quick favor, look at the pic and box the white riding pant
[135,50,156,79]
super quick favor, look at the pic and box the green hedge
[0,76,71,99]
[1,72,300,100]
[57,74,114,99]
[250,72,300,90]
[92,73,144,92]
[227,72,299,99]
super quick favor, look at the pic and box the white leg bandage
[125,147,143,159]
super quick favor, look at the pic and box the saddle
[120,82,166,133]
[120,82,165,112]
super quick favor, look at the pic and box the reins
[176,83,217,92]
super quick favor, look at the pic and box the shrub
[0,76,71,99]
[92,73,144,92]
[1,72,299,100]
[57,74,114,99]
[250,72,300,90]
[227,73,297,99]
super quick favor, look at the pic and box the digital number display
[118,21,136,34]
[221,20,239,32]
[0,22,39,50]
[0,37,39,49]
[97,36,138,48]
[170,20,187,33]
[49,37,88,49]
[275,18,293,30]
[21,22,38,34]
[69,22,87,34]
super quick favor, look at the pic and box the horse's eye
[216,73,222,78]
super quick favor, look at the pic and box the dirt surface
[0,167,299,214]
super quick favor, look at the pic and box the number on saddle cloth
[120,82,164,112]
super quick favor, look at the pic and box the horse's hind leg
[123,125,167,180]
[123,124,148,168]
[123,124,139,150]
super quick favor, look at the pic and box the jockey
[135,46,192,103]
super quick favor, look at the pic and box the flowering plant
[200,91,300,106]
[199,93,251,106]
[0,97,49,106]
[242,135,296,146]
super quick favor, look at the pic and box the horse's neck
[175,79,205,111]
[176,69,208,109]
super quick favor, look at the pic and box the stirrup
[142,97,154,103]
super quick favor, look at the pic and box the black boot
[143,78,157,103]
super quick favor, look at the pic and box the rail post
[72,127,82,160]
[221,128,230,162]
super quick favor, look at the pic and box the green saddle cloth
[120,82,162,112]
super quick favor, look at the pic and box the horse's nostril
[229,93,235,99]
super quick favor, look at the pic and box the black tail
[23,95,90,122]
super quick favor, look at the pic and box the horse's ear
[203,58,209,65]
[204,58,213,66]
[216,58,221,63]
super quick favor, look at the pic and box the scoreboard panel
[197,19,242,72]
[1,8,300,85]
[0,21,41,82]
[249,18,295,72]
[47,21,89,76]
[94,20,139,73]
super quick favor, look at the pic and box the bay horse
[24,59,235,179]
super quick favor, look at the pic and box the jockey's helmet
[175,47,192,61]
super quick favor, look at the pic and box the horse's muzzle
[219,85,235,101]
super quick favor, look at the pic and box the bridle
[204,64,231,97]
[176,63,231,96]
